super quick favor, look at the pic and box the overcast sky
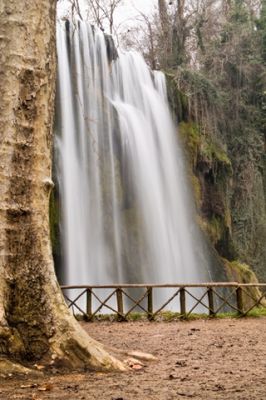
[117,0,157,21]
[57,0,158,30]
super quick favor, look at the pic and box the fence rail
[61,283,266,321]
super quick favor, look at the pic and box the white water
[56,21,210,308]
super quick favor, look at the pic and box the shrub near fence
[61,283,266,321]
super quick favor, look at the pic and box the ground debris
[168,373,178,380]
[38,383,53,391]
[213,383,225,391]
[112,397,125,400]
[34,364,45,371]
[124,357,145,370]
[176,391,195,397]
[63,384,79,392]
[20,383,38,389]
[127,351,157,361]
[175,360,187,367]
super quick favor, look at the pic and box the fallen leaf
[34,364,45,371]
[127,351,157,361]
[38,384,53,391]
[124,357,144,368]
[131,364,143,370]
[123,357,145,370]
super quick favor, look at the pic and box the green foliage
[172,1,266,281]
[165,72,188,121]
[175,67,222,108]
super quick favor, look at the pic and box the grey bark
[0,0,125,372]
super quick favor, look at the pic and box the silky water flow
[55,21,212,314]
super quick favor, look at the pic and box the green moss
[165,73,189,121]
[245,307,266,317]
[223,259,265,309]
[200,140,231,167]
[179,122,201,165]
[49,190,60,256]
[223,259,258,283]
[190,173,202,209]
[78,308,266,322]
[199,215,224,244]
[178,121,231,174]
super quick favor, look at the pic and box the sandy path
[1,318,266,399]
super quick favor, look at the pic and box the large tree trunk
[0,0,125,372]
[158,0,172,67]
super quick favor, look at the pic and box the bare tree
[158,0,172,66]
[85,0,124,34]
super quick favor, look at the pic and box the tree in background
[200,0,266,278]
[157,0,266,281]
[85,0,124,34]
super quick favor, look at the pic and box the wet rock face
[64,20,118,62]
[166,74,266,282]
[105,34,118,61]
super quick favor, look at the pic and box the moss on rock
[166,68,265,284]
[223,259,265,309]
[224,259,258,283]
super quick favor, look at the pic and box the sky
[57,0,158,33]
[116,0,157,22]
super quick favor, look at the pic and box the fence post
[236,286,244,315]
[180,287,186,318]
[147,287,154,320]
[207,287,215,317]
[85,288,92,321]
[116,288,124,321]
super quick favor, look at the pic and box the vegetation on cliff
[154,0,266,282]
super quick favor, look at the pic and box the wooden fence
[61,283,266,321]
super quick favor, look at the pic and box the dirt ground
[0,318,266,400]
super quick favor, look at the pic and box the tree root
[49,318,128,372]
[0,358,41,377]
[48,317,156,372]
[0,310,155,373]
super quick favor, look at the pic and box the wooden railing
[61,283,266,321]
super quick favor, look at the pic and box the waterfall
[55,21,211,305]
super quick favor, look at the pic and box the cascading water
[56,21,211,308]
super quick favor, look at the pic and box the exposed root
[101,345,157,362]
[49,320,128,372]
[0,358,41,377]
[48,316,157,372]
[126,351,157,361]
